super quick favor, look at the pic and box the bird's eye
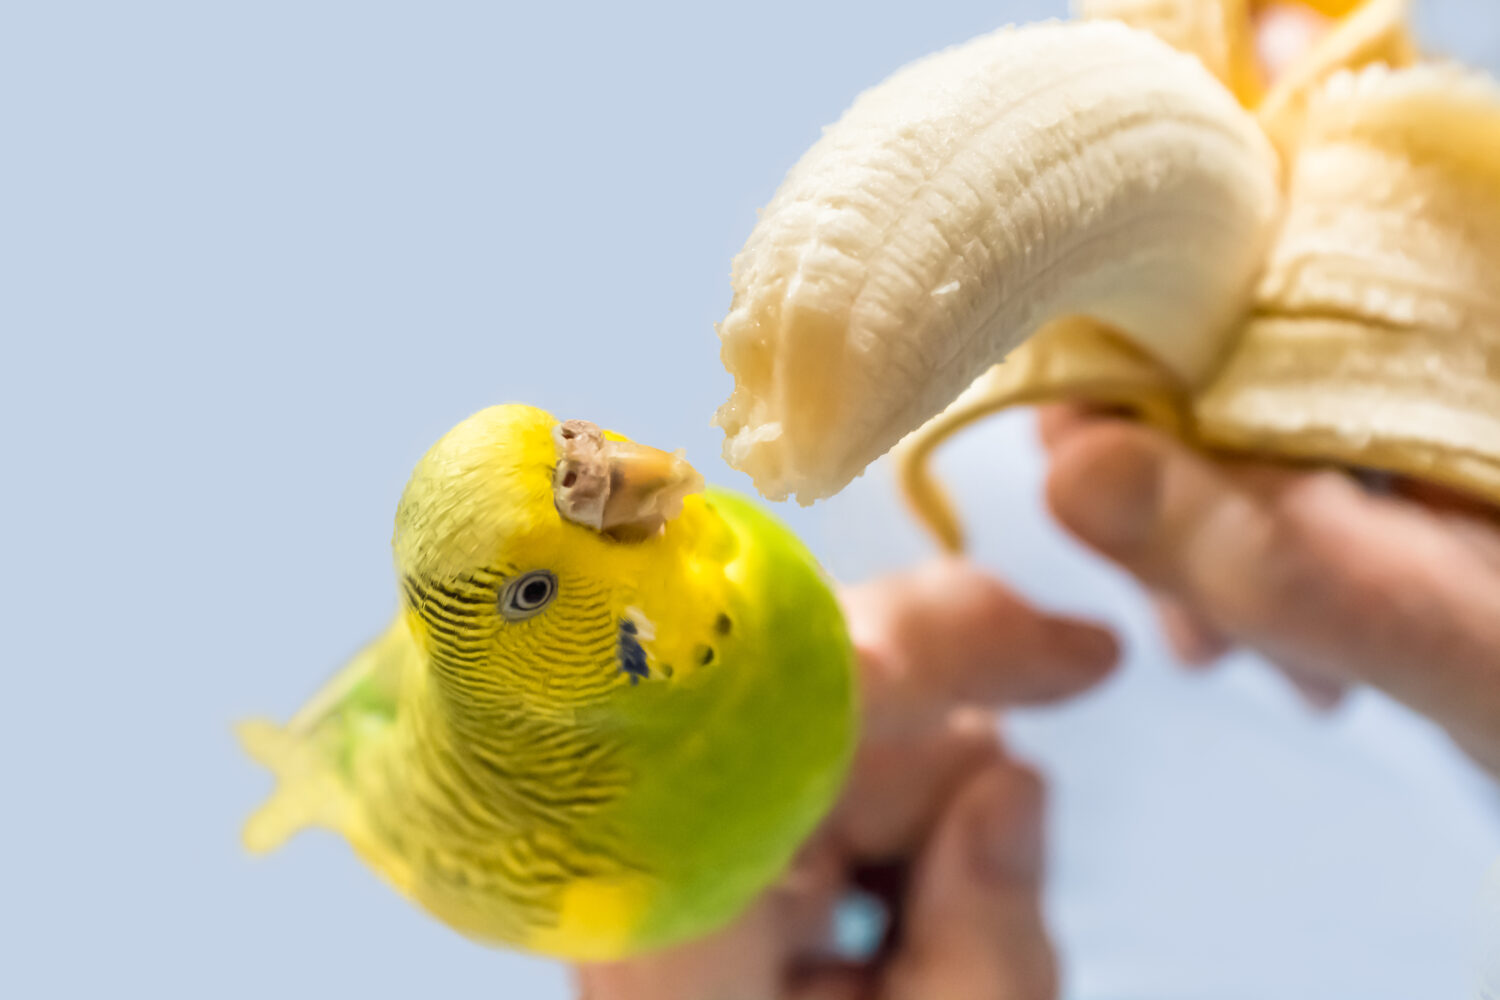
[500,570,558,621]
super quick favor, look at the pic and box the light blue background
[5,2,1499,998]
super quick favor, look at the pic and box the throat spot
[617,619,651,685]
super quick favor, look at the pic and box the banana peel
[1200,64,1500,508]
[712,0,1500,552]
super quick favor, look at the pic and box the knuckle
[942,711,1006,760]
[997,762,1047,816]
[1201,498,1337,637]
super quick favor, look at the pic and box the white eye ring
[500,571,557,621]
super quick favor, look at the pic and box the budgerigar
[239,404,857,960]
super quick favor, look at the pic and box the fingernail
[1282,667,1350,714]
[1059,626,1120,672]
[1054,442,1162,556]
[1157,599,1229,666]
[974,771,1044,884]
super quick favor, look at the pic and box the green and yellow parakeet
[238,404,857,960]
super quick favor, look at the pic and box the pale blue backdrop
[5,2,1499,998]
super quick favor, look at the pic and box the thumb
[877,762,1056,1000]
[1045,420,1500,737]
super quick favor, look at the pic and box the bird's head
[392,404,704,717]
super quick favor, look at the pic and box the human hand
[576,560,1118,1000]
[1042,406,1500,775]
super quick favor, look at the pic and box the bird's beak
[553,420,706,541]
[599,439,705,538]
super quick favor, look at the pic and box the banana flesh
[714,20,1281,506]
[714,0,1500,551]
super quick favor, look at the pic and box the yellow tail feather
[236,719,345,854]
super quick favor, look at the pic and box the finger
[1453,728,1500,778]
[1156,595,1349,709]
[1154,595,1230,667]
[843,560,1119,740]
[1392,476,1500,528]
[1273,657,1351,713]
[1035,403,1129,453]
[1046,421,1500,739]
[1253,2,1333,83]
[786,964,871,1000]
[773,835,848,955]
[576,895,784,1000]
[836,709,1004,860]
[877,761,1056,1000]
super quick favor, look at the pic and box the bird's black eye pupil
[501,570,556,621]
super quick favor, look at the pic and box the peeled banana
[713,0,1500,551]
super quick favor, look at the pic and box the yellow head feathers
[393,404,562,588]
[390,404,703,717]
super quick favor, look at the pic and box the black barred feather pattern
[372,566,645,936]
